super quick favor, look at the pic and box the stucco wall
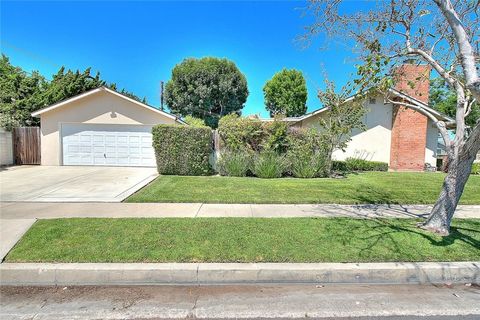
[298,96,394,163]
[0,128,13,165]
[39,91,177,165]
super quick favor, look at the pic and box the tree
[430,78,479,128]
[0,54,47,129]
[317,81,367,174]
[0,54,146,129]
[164,57,248,128]
[263,68,308,117]
[305,0,480,235]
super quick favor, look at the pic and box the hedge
[152,124,212,176]
[332,159,388,172]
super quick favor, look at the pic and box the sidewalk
[1,202,479,219]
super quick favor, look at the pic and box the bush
[152,124,212,176]
[218,114,265,152]
[472,163,480,175]
[344,158,389,172]
[331,160,348,172]
[217,151,252,177]
[262,118,289,153]
[252,150,287,178]
[286,128,328,178]
[184,115,208,128]
[288,153,327,178]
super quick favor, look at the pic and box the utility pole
[160,81,164,111]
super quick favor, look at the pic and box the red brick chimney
[389,63,431,171]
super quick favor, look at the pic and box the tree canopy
[0,54,145,130]
[430,78,479,128]
[164,57,248,128]
[263,68,307,117]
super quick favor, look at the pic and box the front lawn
[6,218,479,263]
[126,172,480,204]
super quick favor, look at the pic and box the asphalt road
[1,284,479,319]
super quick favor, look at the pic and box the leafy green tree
[164,57,248,128]
[430,78,479,128]
[317,81,367,174]
[0,54,146,129]
[0,55,47,129]
[263,68,308,117]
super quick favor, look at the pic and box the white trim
[31,87,185,124]
[278,88,454,124]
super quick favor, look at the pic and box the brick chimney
[389,63,431,171]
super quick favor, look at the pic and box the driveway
[0,166,158,202]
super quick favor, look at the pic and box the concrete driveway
[0,166,157,202]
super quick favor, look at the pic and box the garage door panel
[62,124,155,167]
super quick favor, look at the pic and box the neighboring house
[31,87,184,167]
[264,64,455,171]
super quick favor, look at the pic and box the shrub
[252,150,287,178]
[184,115,208,128]
[286,128,328,178]
[218,114,264,152]
[472,163,480,175]
[331,160,348,172]
[152,124,212,176]
[344,158,389,172]
[217,151,252,177]
[288,153,327,178]
[262,117,289,153]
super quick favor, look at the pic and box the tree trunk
[421,152,476,235]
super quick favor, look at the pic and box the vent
[369,97,376,104]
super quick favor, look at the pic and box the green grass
[6,218,480,263]
[126,172,480,204]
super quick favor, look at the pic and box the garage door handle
[104,153,106,158]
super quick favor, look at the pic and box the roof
[261,88,455,127]
[31,86,186,124]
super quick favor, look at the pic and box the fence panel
[13,127,41,165]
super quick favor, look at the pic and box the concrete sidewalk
[1,202,479,219]
[0,219,36,261]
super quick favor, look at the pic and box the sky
[1,0,360,117]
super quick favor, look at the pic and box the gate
[13,127,41,165]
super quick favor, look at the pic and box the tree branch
[385,96,452,152]
[434,0,480,100]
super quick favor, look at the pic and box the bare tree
[304,0,480,235]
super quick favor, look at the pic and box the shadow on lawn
[365,219,479,249]
[329,218,480,259]
[351,186,396,204]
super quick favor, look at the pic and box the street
[1,284,479,319]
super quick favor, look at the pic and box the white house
[264,63,455,171]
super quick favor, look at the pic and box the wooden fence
[13,127,41,165]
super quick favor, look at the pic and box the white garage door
[61,124,156,167]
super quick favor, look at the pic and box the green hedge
[333,159,388,172]
[152,125,212,176]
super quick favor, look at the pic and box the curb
[1,262,478,286]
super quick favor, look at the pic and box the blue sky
[1,0,358,117]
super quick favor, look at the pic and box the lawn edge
[1,261,478,286]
